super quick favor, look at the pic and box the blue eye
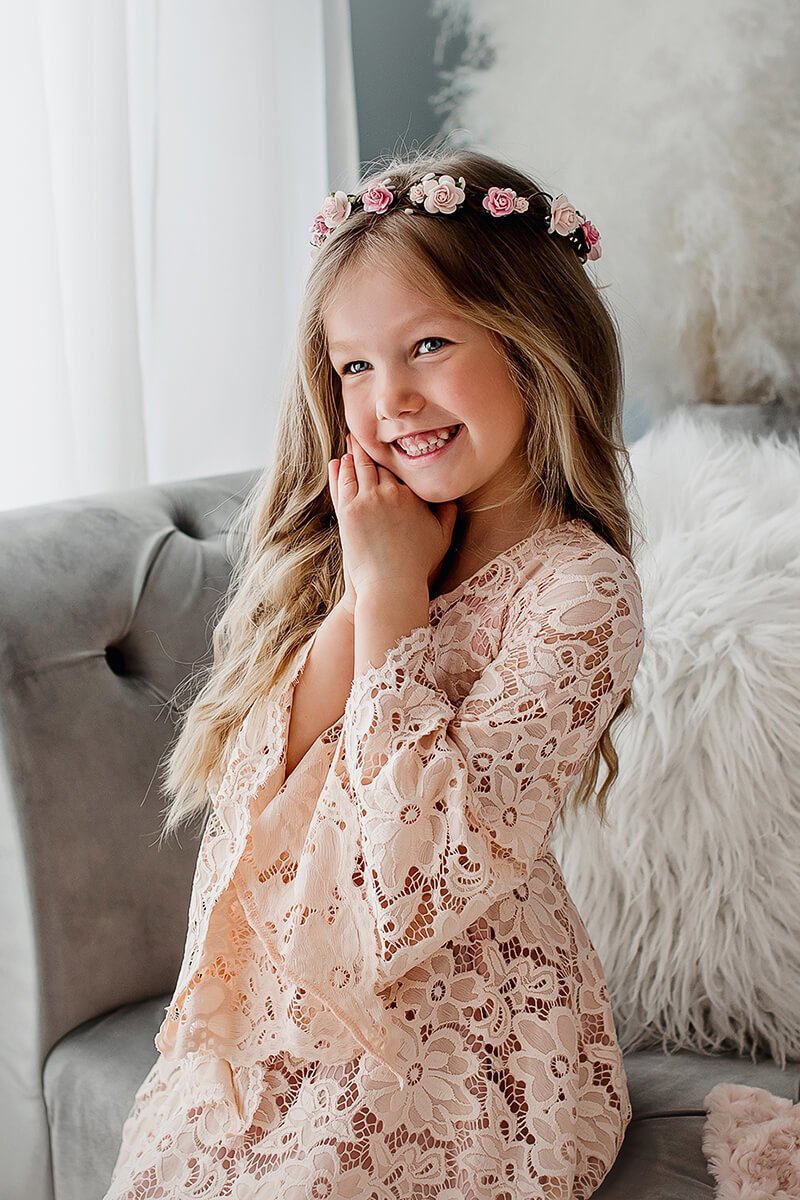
[341,336,448,377]
[418,336,448,355]
[341,360,367,377]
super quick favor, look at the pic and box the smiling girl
[104,144,645,1200]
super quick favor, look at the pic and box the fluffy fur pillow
[703,1083,800,1197]
[550,406,800,1067]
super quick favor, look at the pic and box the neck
[432,498,563,594]
[457,499,561,561]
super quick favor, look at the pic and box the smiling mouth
[393,424,464,459]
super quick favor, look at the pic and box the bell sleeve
[340,548,645,990]
[154,629,321,1058]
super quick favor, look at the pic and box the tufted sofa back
[0,468,259,1194]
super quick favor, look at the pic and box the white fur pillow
[550,406,800,1067]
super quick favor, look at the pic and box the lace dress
[103,517,645,1200]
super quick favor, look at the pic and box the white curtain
[0,0,360,512]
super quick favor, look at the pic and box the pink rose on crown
[482,186,526,217]
[549,194,581,236]
[310,212,332,243]
[319,190,352,230]
[419,172,466,214]
[360,180,395,214]
[582,219,602,261]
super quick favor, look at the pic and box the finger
[348,430,379,487]
[338,451,358,495]
[328,458,340,511]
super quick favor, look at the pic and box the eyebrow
[328,310,456,354]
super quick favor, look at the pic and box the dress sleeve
[154,628,321,1058]
[342,547,645,989]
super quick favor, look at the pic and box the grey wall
[347,2,649,444]
[349,0,459,168]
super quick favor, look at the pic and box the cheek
[342,402,362,428]
[342,412,379,452]
[341,407,359,438]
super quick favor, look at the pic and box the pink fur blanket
[703,1084,800,1198]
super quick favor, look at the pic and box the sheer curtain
[0,0,360,512]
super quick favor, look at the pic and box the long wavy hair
[156,139,643,846]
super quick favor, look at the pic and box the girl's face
[324,266,529,509]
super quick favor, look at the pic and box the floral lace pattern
[103,519,645,1200]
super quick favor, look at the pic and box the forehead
[324,268,460,352]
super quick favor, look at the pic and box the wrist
[357,580,431,628]
[352,583,432,678]
[355,581,430,615]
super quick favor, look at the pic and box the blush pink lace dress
[103,517,645,1200]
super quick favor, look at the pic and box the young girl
[103,145,645,1200]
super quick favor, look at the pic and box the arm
[285,575,431,777]
[343,550,645,988]
[353,584,431,677]
[285,599,355,777]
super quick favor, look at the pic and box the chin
[413,484,460,504]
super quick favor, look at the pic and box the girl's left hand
[333,431,459,597]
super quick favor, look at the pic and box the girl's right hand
[328,444,357,620]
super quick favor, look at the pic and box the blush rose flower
[582,219,602,260]
[309,212,332,250]
[419,172,466,214]
[482,186,527,217]
[360,181,395,214]
[548,193,581,236]
[319,189,352,229]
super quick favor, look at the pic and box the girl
[104,144,645,1200]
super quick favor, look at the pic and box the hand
[330,430,459,599]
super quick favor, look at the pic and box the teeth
[397,424,460,455]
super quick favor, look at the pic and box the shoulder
[507,523,645,683]
[512,521,641,615]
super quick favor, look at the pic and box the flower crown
[309,172,601,264]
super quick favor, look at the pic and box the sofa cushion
[596,1048,800,1196]
[623,1045,800,1116]
[43,994,167,1200]
[594,1115,714,1197]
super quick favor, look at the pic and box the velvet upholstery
[0,469,258,1199]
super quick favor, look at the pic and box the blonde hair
[156,138,642,846]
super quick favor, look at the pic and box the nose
[373,365,425,424]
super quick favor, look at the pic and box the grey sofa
[1,465,798,1200]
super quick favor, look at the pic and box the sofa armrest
[0,468,259,1191]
